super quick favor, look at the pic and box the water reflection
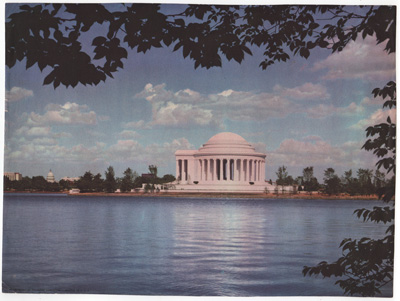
[3,195,391,296]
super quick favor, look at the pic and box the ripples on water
[2,194,392,296]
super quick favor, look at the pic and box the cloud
[123,120,152,130]
[142,138,195,167]
[105,137,195,167]
[207,90,298,121]
[268,137,376,168]
[31,137,58,145]
[15,126,52,137]
[5,87,33,102]
[27,102,101,126]
[152,102,214,127]
[136,83,215,127]
[134,83,315,128]
[351,108,396,130]
[107,140,143,159]
[9,102,104,158]
[302,135,323,142]
[313,35,395,81]
[133,81,371,127]
[273,83,330,100]
[6,140,107,164]
[6,130,195,174]
[306,102,364,119]
[360,96,385,107]
[119,130,141,139]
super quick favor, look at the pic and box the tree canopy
[6,4,395,88]
[303,83,395,297]
[323,168,341,195]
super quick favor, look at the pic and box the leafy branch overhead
[6,4,395,88]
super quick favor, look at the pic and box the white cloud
[351,108,396,130]
[6,140,107,164]
[6,131,196,172]
[135,83,217,127]
[105,137,195,167]
[313,35,395,81]
[31,137,58,145]
[133,81,374,128]
[15,126,51,137]
[208,91,298,121]
[360,96,385,107]
[119,130,141,139]
[273,83,330,100]
[268,137,376,168]
[218,89,235,97]
[143,138,195,167]
[306,102,364,119]
[152,102,213,126]
[5,87,33,102]
[107,140,143,159]
[123,120,152,130]
[27,102,101,126]
[135,83,312,128]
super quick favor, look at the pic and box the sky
[4,3,396,182]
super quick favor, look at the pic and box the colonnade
[176,157,265,183]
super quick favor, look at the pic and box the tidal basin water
[2,194,392,296]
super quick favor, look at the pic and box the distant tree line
[275,165,391,196]
[4,165,175,193]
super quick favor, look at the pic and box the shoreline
[4,190,380,200]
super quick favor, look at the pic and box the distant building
[4,172,22,181]
[141,173,156,180]
[61,177,80,182]
[46,170,55,183]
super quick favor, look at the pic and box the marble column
[242,159,246,181]
[219,159,223,181]
[213,159,217,182]
[176,160,179,181]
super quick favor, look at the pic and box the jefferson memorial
[173,132,271,193]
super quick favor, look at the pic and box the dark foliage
[6,4,395,88]
[302,166,320,192]
[120,168,138,192]
[77,171,104,192]
[323,168,341,195]
[104,166,117,193]
[303,83,395,296]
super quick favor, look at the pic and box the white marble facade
[175,132,266,187]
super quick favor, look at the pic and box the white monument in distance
[174,132,271,193]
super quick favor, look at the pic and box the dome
[206,132,249,145]
[197,132,263,156]
[47,170,55,182]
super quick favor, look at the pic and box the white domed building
[46,170,55,183]
[174,132,272,193]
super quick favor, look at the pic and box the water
[2,194,392,296]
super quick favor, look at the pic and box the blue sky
[4,3,396,182]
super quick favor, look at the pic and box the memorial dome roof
[206,132,248,145]
[197,132,264,156]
